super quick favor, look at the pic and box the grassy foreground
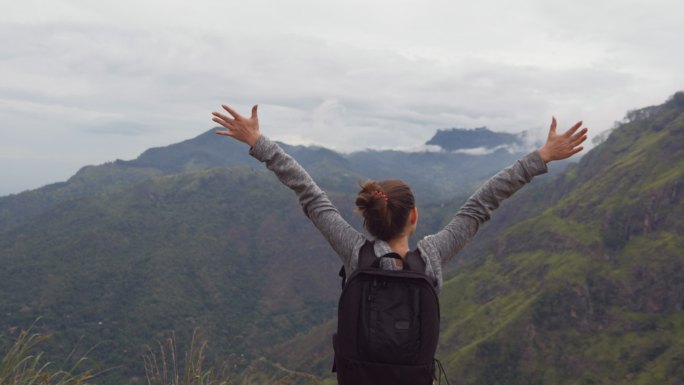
[0,328,234,385]
[1,328,326,385]
[0,328,94,385]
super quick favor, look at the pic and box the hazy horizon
[2,0,683,195]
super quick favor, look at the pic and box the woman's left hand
[538,117,589,163]
[212,104,261,147]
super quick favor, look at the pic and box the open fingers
[571,127,588,139]
[212,111,233,123]
[215,129,234,137]
[222,104,242,119]
[572,136,588,149]
[570,128,588,144]
[569,146,584,156]
[212,118,229,129]
[212,112,234,127]
[563,121,583,137]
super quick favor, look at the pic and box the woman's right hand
[212,104,261,147]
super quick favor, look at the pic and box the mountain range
[0,125,536,383]
[1,93,683,385]
[0,126,536,230]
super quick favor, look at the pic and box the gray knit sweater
[249,136,548,292]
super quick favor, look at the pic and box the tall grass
[143,331,229,385]
[0,329,95,385]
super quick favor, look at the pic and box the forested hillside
[0,126,530,384]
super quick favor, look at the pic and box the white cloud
[1,0,683,195]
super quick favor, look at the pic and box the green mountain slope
[0,167,348,383]
[436,92,684,384]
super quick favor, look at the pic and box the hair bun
[355,179,414,241]
[355,181,385,212]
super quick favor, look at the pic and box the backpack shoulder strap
[339,240,375,289]
[404,248,426,273]
[360,241,427,273]
[338,241,427,288]
[357,240,377,268]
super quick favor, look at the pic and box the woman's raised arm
[419,117,589,268]
[211,104,366,268]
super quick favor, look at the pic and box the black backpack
[332,241,441,385]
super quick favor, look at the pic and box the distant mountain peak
[425,127,528,153]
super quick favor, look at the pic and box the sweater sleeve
[249,136,365,266]
[418,150,548,266]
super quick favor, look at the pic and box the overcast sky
[1,0,683,196]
